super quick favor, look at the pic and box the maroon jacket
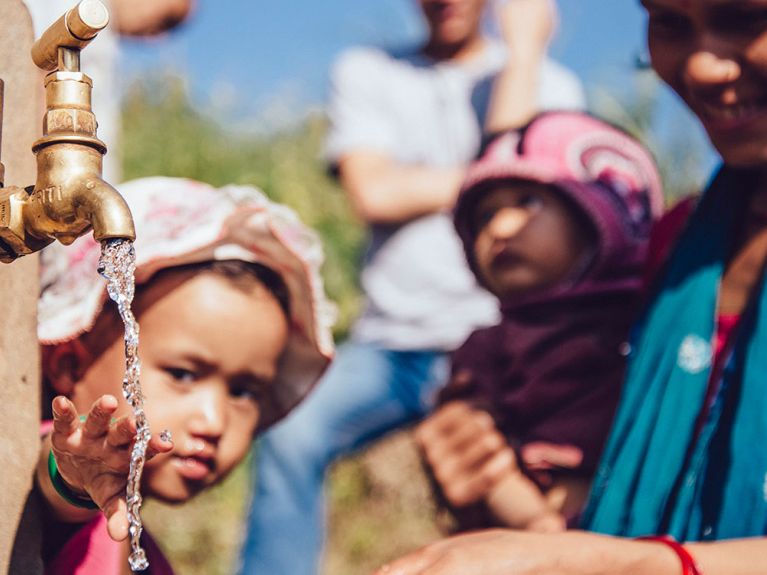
[443,114,661,484]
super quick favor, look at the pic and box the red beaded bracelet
[637,535,703,575]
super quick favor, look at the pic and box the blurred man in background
[243,1,585,573]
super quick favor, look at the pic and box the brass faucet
[0,0,135,263]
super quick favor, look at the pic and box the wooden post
[0,0,44,573]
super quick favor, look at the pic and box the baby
[34,177,335,573]
[417,111,663,532]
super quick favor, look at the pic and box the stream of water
[98,238,152,572]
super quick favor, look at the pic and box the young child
[34,177,335,573]
[417,111,664,532]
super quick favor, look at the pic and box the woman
[375,1,767,573]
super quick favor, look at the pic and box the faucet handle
[31,0,110,72]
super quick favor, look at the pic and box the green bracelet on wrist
[47,450,99,510]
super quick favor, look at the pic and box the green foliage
[121,75,365,336]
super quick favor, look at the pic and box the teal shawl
[581,167,767,541]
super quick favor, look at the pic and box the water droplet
[128,548,148,572]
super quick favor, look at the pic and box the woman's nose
[487,207,529,240]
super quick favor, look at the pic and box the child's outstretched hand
[43,395,173,541]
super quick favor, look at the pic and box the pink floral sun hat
[38,176,336,428]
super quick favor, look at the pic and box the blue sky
[122,0,649,115]
[120,0,716,181]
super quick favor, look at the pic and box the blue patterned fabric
[582,167,767,540]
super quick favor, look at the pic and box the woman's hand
[415,401,517,508]
[373,529,679,575]
[44,395,173,541]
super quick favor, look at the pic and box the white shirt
[324,42,585,351]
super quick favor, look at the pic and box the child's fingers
[102,494,129,542]
[106,416,137,448]
[82,395,119,439]
[51,396,80,437]
[146,433,174,460]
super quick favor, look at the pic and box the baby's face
[472,182,595,300]
[72,270,289,502]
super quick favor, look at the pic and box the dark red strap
[637,535,702,575]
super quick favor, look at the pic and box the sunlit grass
[144,433,444,575]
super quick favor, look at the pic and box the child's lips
[172,455,213,481]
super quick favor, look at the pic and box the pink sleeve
[40,420,54,437]
[45,515,174,575]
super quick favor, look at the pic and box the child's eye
[229,385,264,404]
[165,367,197,383]
[229,377,268,403]
[230,388,256,401]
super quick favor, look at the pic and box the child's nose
[189,385,227,439]
[488,207,529,240]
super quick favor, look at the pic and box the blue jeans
[238,340,449,575]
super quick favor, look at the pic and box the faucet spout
[0,142,135,261]
[24,142,136,246]
[72,176,136,243]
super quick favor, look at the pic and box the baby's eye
[517,194,543,209]
[714,9,767,36]
[647,11,692,38]
[165,367,197,383]
[472,207,498,232]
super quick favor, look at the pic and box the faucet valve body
[0,0,135,264]
[36,71,105,154]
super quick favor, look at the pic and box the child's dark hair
[40,259,291,419]
[145,260,291,318]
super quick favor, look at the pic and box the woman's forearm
[686,538,767,575]
[562,532,681,575]
[570,534,767,575]
[373,530,683,575]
